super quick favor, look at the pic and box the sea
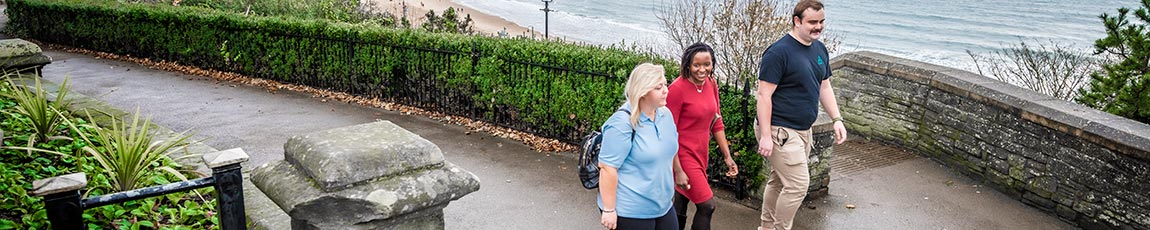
[453,0,1137,72]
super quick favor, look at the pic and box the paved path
[38,49,1074,229]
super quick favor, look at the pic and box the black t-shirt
[757,34,831,130]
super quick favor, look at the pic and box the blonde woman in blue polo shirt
[598,63,680,230]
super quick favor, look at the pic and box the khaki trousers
[755,123,811,230]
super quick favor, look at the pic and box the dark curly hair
[680,42,716,80]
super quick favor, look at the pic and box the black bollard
[212,162,246,230]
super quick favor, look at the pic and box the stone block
[284,121,446,192]
[203,148,249,169]
[989,158,1009,175]
[1052,181,1082,206]
[1100,210,1131,226]
[291,204,447,230]
[1075,200,1101,218]
[985,142,1009,160]
[1080,118,1150,161]
[1076,218,1117,230]
[1008,155,1028,181]
[255,121,480,229]
[0,39,43,57]
[884,60,941,85]
[30,173,86,196]
[833,52,895,77]
[245,179,291,230]
[0,39,52,73]
[1133,211,1150,229]
[253,160,479,229]
[1010,144,1046,163]
[1024,176,1055,199]
[1056,204,1079,221]
[1024,160,1047,175]
[1023,191,1056,211]
[959,79,1037,112]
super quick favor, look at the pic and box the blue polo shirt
[597,103,679,218]
[758,34,831,130]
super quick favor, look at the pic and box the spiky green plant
[0,75,71,143]
[69,108,194,192]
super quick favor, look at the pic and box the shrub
[421,7,474,34]
[0,75,71,147]
[1077,1,1150,124]
[69,108,195,192]
[967,40,1099,101]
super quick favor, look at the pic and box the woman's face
[642,81,670,107]
[690,52,714,81]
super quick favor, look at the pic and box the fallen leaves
[45,43,578,153]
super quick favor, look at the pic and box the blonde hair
[623,63,666,128]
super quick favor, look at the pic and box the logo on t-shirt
[817,56,824,65]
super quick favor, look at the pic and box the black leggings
[614,206,678,230]
[673,193,716,230]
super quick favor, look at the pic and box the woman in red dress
[668,42,738,230]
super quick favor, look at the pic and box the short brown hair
[792,0,824,25]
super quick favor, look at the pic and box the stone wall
[745,115,835,202]
[807,117,835,199]
[831,51,1150,229]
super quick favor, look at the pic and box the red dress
[667,75,725,203]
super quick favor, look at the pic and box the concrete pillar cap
[30,172,87,196]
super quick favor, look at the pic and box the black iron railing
[30,149,250,230]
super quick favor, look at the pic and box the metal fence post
[740,79,754,199]
[203,148,250,230]
[30,173,88,230]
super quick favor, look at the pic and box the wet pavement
[37,49,1075,229]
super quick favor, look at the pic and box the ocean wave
[456,0,1129,71]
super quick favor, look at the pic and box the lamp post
[541,0,553,39]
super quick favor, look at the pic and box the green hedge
[6,0,767,195]
[6,0,675,141]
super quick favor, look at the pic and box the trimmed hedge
[6,0,675,142]
[6,0,767,195]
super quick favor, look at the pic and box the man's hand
[758,136,773,158]
[833,121,848,144]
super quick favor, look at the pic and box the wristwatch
[832,116,844,123]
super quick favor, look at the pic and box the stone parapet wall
[830,51,1150,229]
[746,115,835,203]
[807,116,836,199]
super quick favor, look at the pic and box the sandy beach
[368,0,538,38]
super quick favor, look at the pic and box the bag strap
[616,108,636,142]
[710,78,721,132]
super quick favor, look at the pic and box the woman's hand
[675,171,691,190]
[724,157,738,177]
[601,211,617,229]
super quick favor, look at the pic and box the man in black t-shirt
[754,1,849,229]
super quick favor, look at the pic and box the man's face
[793,8,826,43]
